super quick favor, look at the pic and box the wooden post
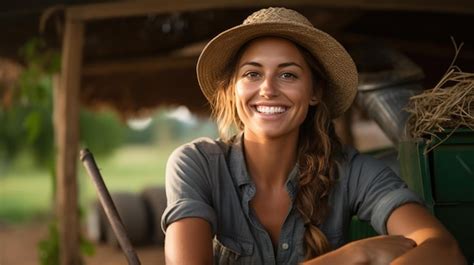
[53,15,84,265]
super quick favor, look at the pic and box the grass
[0,141,182,224]
[1,172,54,222]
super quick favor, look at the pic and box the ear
[310,83,322,106]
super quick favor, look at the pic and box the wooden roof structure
[2,0,474,117]
[1,1,474,264]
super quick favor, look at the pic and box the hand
[345,235,417,265]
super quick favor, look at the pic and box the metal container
[352,43,424,146]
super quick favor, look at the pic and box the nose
[259,77,279,98]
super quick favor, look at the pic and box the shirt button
[281,243,289,250]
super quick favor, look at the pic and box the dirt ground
[0,222,165,265]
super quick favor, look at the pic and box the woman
[161,7,465,265]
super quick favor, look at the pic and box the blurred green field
[0,142,181,224]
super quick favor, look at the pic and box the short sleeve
[346,149,423,235]
[160,143,217,234]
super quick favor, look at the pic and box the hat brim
[197,22,358,118]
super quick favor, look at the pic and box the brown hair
[210,38,342,259]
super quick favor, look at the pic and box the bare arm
[303,203,466,265]
[165,218,213,265]
[387,203,466,265]
[301,235,416,265]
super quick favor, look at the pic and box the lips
[254,105,289,114]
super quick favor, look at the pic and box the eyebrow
[239,61,304,70]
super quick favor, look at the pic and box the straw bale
[405,66,474,152]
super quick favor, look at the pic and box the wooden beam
[54,18,83,265]
[343,33,474,60]
[67,0,474,21]
[83,55,197,76]
[66,0,270,20]
[308,10,363,34]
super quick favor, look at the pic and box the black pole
[80,148,141,265]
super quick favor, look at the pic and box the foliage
[0,108,28,166]
[0,38,58,167]
[1,36,124,264]
[38,222,59,265]
[38,221,94,265]
[0,37,126,172]
[80,109,125,156]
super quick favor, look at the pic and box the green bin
[399,129,474,263]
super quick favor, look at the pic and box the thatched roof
[1,1,474,117]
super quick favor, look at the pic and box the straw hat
[196,7,358,118]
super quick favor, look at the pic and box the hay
[405,44,474,153]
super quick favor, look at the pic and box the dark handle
[80,148,141,265]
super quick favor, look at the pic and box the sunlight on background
[0,106,218,224]
[165,105,197,125]
[127,117,153,131]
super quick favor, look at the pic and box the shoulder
[337,146,390,175]
[166,137,230,187]
[335,146,400,191]
[168,137,229,165]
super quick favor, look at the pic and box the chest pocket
[213,235,254,265]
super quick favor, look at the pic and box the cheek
[287,88,313,106]
[234,82,245,100]
[234,82,253,109]
[234,80,255,98]
[234,83,248,119]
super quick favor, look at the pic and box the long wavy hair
[210,38,342,260]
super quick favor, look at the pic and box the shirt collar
[285,164,300,200]
[229,132,253,187]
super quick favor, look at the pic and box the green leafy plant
[38,222,59,265]
[2,36,124,265]
[0,38,58,167]
[38,221,95,265]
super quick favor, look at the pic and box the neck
[242,131,299,188]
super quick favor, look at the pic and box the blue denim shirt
[161,134,422,264]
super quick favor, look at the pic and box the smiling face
[233,37,319,141]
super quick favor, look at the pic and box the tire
[141,186,167,245]
[104,191,150,247]
[86,200,106,243]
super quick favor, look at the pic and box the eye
[280,72,297,80]
[243,71,261,80]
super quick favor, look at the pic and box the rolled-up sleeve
[161,143,217,234]
[348,150,423,235]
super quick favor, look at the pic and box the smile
[254,105,288,114]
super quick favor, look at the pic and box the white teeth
[255,106,287,114]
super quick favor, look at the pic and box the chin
[247,126,298,141]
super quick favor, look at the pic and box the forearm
[387,203,466,265]
[301,243,367,265]
[391,237,466,265]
